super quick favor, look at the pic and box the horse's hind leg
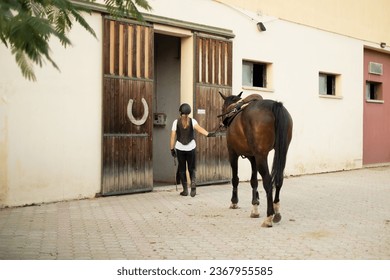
[256,155,274,227]
[248,157,260,218]
[229,153,240,209]
[273,185,282,223]
[272,170,285,223]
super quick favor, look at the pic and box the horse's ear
[237,91,243,98]
[219,91,227,100]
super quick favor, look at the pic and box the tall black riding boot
[179,172,188,196]
[190,180,196,197]
[180,183,188,196]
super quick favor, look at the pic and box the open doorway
[153,34,181,185]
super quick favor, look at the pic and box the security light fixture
[257,22,266,32]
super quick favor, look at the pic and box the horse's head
[219,91,243,114]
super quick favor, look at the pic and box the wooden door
[194,34,232,185]
[102,18,154,195]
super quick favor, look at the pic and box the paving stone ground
[0,166,389,260]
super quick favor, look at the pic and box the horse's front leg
[248,157,260,218]
[229,153,239,209]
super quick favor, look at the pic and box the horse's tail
[271,102,292,188]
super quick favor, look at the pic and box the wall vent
[369,62,383,75]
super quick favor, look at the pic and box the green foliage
[105,0,152,21]
[0,0,152,81]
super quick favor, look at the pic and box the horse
[218,92,293,227]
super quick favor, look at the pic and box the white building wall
[0,14,103,207]
[232,17,363,178]
[220,0,390,48]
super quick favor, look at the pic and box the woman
[170,103,215,197]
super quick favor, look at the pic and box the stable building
[1,0,389,207]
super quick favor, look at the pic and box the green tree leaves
[0,0,151,81]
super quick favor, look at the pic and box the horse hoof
[230,204,239,209]
[261,222,273,228]
[250,213,260,218]
[273,213,282,223]
[261,216,273,227]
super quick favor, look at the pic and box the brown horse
[219,92,293,227]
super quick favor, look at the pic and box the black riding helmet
[179,103,191,115]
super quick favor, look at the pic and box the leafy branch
[0,0,152,81]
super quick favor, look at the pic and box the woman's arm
[170,130,177,150]
[194,124,209,136]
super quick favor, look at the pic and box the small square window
[319,73,337,96]
[243,60,270,88]
[366,81,383,101]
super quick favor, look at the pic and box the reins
[213,94,263,132]
[217,99,253,127]
[216,99,252,159]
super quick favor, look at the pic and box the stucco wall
[232,17,364,178]
[218,0,390,49]
[0,13,103,207]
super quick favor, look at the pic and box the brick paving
[0,166,389,260]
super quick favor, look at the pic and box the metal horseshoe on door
[127,98,149,126]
